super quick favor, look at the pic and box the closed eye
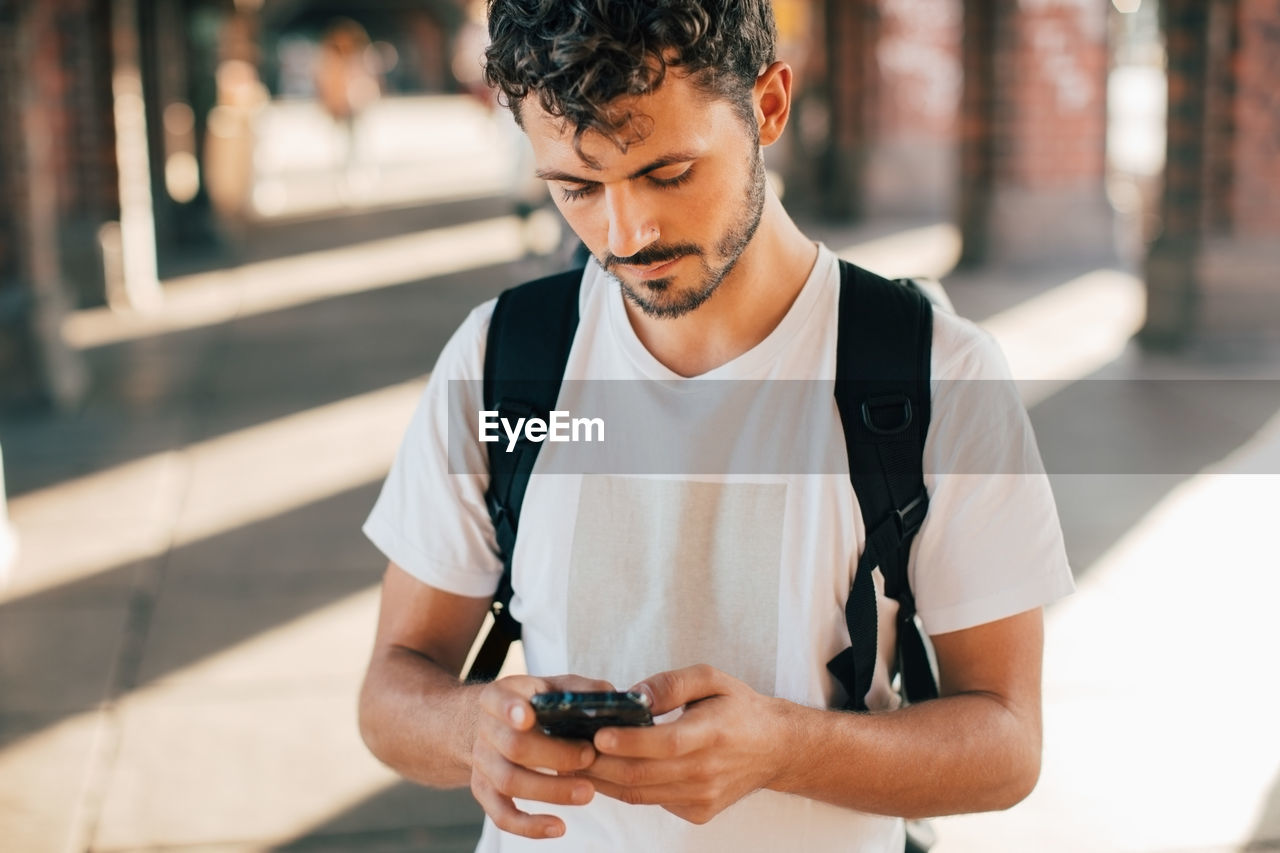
[648,165,695,189]
[555,164,695,202]
[558,182,599,202]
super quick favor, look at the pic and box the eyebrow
[535,152,700,184]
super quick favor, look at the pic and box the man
[358,1,1074,850]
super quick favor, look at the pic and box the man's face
[523,74,767,319]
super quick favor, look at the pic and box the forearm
[357,644,484,788]
[769,692,1041,819]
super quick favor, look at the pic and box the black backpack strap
[465,268,583,682]
[827,260,939,710]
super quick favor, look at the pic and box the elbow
[357,670,390,764]
[998,756,1040,810]
[944,711,1041,816]
[982,693,1043,812]
[990,737,1041,811]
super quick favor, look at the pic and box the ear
[753,61,793,147]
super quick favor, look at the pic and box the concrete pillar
[107,0,162,312]
[1145,0,1280,350]
[958,0,1113,267]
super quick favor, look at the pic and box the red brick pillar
[865,0,963,218]
[0,8,40,405]
[819,0,877,219]
[1146,0,1280,349]
[1233,1,1280,242]
[0,1,99,409]
[958,0,1113,267]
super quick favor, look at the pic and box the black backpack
[466,259,940,713]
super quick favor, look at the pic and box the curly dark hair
[483,0,776,157]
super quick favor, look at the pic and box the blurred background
[0,0,1278,851]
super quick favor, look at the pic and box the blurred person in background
[452,0,577,260]
[314,18,382,185]
[203,44,268,242]
[357,1,1073,850]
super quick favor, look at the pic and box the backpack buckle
[861,394,913,435]
[893,491,929,538]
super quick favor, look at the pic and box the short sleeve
[910,312,1075,635]
[362,300,504,597]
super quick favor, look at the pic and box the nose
[604,183,659,259]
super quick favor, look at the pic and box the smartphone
[530,690,654,740]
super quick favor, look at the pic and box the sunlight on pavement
[0,709,109,853]
[838,219,1145,406]
[1,451,184,603]
[836,223,963,281]
[4,380,422,605]
[61,216,525,350]
[88,589,398,850]
[980,269,1145,403]
[935,412,1280,852]
[0,588,401,851]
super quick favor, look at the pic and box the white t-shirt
[364,245,1074,852]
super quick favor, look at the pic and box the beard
[602,151,767,320]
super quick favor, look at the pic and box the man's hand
[472,674,613,839]
[583,664,787,825]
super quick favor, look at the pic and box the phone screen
[530,690,654,740]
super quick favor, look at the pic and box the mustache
[604,244,702,269]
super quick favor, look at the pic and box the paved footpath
[1,211,1277,852]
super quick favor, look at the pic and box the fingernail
[580,745,594,765]
[508,704,527,726]
[596,732,615,751]
[545,823,564,838]
[572,784,592,804]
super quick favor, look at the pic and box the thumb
[632,664,724,716]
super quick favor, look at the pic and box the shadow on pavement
[1251,766,1280,850]
[0,482,382,752]
[1028,371,1280,580]
[0,257,544,499]
[272,783,484,853]
[160,196,514,280]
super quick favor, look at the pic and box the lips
[624,256,682,280]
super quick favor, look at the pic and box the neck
[622,191,818,377]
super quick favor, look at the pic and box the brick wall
[68,1,120,223]
[0,9,22,298]
[1002,1,1108,189]
[0,0,114,407]
[957,0,998,254]
[961,0,1109,199]
[0,0,117,309]
[51,0,120,308]
[817,0,878,218]
[1233,0,1280,239]
[1158,0,1210,245]
[1199,0,1238,236]
[959,0,1112,266]
[865,0,962,216]
[873,0,962,138]
[1148,0,1280,348]
[0,6,40,407]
